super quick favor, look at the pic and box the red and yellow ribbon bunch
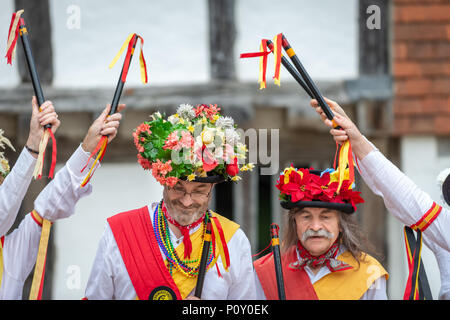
[240,33,283,89]
[6,10,57,180]
[80,33,148,187]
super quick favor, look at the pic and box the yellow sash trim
[411,203,441,232]
[312,251,388,300]
[167,212,240,299]
[29,212,52,300]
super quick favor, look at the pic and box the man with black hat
[311,96,450,299]
[253,163,388,300]
[84,104,256,300]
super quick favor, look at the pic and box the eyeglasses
[168,185,213,200]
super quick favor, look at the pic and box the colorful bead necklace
[153,201,216,277]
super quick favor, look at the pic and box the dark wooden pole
[208,0,236,80]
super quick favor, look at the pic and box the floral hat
[0,129,15,182]
[276,165,364,214]
[133,103,254,187]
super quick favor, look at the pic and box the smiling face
[163,179,214,226]
[294,207,341,257]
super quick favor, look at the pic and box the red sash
[107,205,182,300]
[254,246,318,300]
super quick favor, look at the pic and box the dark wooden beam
[359,0,390,75]
[15,0,53,84]
[208,0,237,80]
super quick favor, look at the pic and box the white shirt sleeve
[33,144,95,222]
[215,228,256,300]
[84,225,118,300]
[3,214,41,285]
[357,148,450,251]
[0,148,35,236]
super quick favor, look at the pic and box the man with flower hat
[85,103,256,300]
[253,162,388,300]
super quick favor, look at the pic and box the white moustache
[301,229,334,242]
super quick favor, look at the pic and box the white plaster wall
[49,0,208,87]
[2,0,357,87]
[51,162,163,299]
[237,0,358,82]
[0,0,20,87]
[387,136,450,299]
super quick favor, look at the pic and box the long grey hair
[281,208,380,266]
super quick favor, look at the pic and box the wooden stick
[194,217,212,299]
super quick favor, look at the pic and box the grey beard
[171,210,204,226]
[301,229,335,242]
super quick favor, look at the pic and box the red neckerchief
[161,201,205,259]
[289,240,353,273]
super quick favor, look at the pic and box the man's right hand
[26,96,60,158]
[310,96,374,160]
[81,103,126,154]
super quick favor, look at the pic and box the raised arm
[310,97,450,251]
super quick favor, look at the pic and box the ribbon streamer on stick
[240,33,283,89]
[265,39,313,98]
[241,33,356,193]
[80,33,148,187]
[5,11,57,179]
[278,34,356,192]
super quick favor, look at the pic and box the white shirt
[0,145,94,299]
[253,245,387,300]
[0,148,35,237]
[357,145,450,300]
[84,202,256,300]
[358,147,450,252]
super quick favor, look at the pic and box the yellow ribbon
[33,129,50,179]
[29,214,52,300]
[80,136,107,187]
[273,34,281,86]
[137,36,148,84]
[258,41,267,90]
[210,218,230,272]
[336,140,352,194]
[108,33,135,69]
[109,33,148,84]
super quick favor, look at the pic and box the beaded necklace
[153,201,216,277]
